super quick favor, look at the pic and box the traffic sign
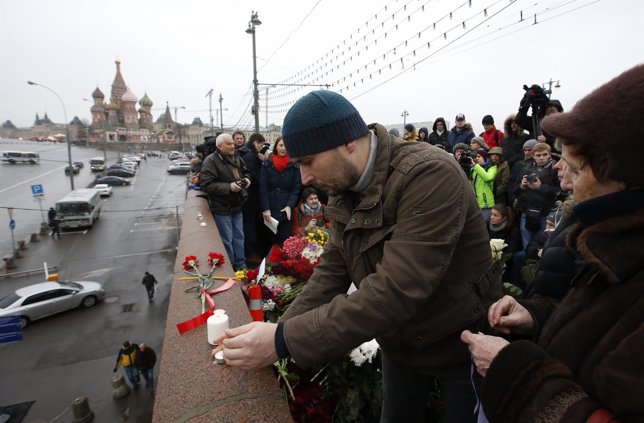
[9,219,16,230]
[0,316,23,344]
[31,184,44,197]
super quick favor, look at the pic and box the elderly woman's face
[560,144,624,202]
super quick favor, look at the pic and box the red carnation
[207,251,225,267]
[182,255,199,271]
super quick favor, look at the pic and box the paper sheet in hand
[264,216,279,234]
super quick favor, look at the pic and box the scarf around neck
[302,202,322,216]
[272,153,290,173]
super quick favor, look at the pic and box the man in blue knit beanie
[216,90,502,423]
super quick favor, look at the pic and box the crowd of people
[188,64,642,423]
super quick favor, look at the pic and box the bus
[55,189,102,229]
[89,157,106,172]
[1,151,40,164]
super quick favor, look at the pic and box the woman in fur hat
[462,64,644,423]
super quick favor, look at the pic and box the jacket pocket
[394,290,484,349]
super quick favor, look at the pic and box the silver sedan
[0,281,106,328]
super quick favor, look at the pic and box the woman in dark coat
[428,117,451,152]
[260,136,301,246]
[461,65,644,423]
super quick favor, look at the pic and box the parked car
[95,176,130,186]
[167,161,191,175]
[106,168,135,178]
[108,164,136,174]
[94,183,113,197]
[73,161,84,169]
[64,164,80,175]
[0,281,106,328]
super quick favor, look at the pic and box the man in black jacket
[135,343,157,392]
[200,134,251,270]
[240,133,270,260]
[141,272,157,302]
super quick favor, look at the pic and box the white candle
[207,309,229,345]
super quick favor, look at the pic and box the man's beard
[315,150,361,196]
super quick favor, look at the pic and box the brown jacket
[481,202,644,422]
[282,123,502,377]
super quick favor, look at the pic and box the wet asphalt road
[0,141,186,422]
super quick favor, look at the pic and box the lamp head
[27,81,36,86]
[245,24,254,34]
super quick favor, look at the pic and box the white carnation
[349,339,380,367]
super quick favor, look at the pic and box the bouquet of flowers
[181,252,226,312]
[258,235,324,322]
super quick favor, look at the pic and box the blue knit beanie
[282,90,369,158]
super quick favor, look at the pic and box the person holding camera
[513,143,559,250]
[469,149,497,222]
[260,136,301,247]
[240,133,272,260]
[200,133,251,271]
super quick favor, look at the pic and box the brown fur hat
[541,64,644,187]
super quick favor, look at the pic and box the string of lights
[259,0,602,120]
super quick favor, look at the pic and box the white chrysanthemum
[349,339,380,367]
[262,299,275,311]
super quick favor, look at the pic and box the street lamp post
[174,106,186,151]
[205,89,214,136]
[218,93,224,131]
[401,110,409,127]
[246,11,262,133]
[28,80,74,191]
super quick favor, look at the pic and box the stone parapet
[152,190,292,422]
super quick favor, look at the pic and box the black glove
[113,368,117,372]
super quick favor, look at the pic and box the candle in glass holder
[207,309,229,345]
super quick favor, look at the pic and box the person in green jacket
[470,149,497,222]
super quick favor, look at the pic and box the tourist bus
[1,151,40,164]
[89,157,106,172]
[55,189,102,229]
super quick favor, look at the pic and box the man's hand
[230,181,242,192]
[242,177,251,189]
[212,322,278,369]
[487,295,534,335]
[262,210,271,221]
[461,331,509,376]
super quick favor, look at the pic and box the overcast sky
[1,0,642,134]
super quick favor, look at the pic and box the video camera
[522,84,551,110]
[259,143,271,155]
[458,148,478,167]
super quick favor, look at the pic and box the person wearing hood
[428,117,451,151]
[417,127,429,143]
[479,115,504,149]
[500,114,531,168]
[448,113,475,150]
[403,123,418,141]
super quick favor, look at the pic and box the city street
[0,142,186,422]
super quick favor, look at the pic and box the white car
[94,183,113,197]
[0,281,106,328]
[167,161,191,175]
